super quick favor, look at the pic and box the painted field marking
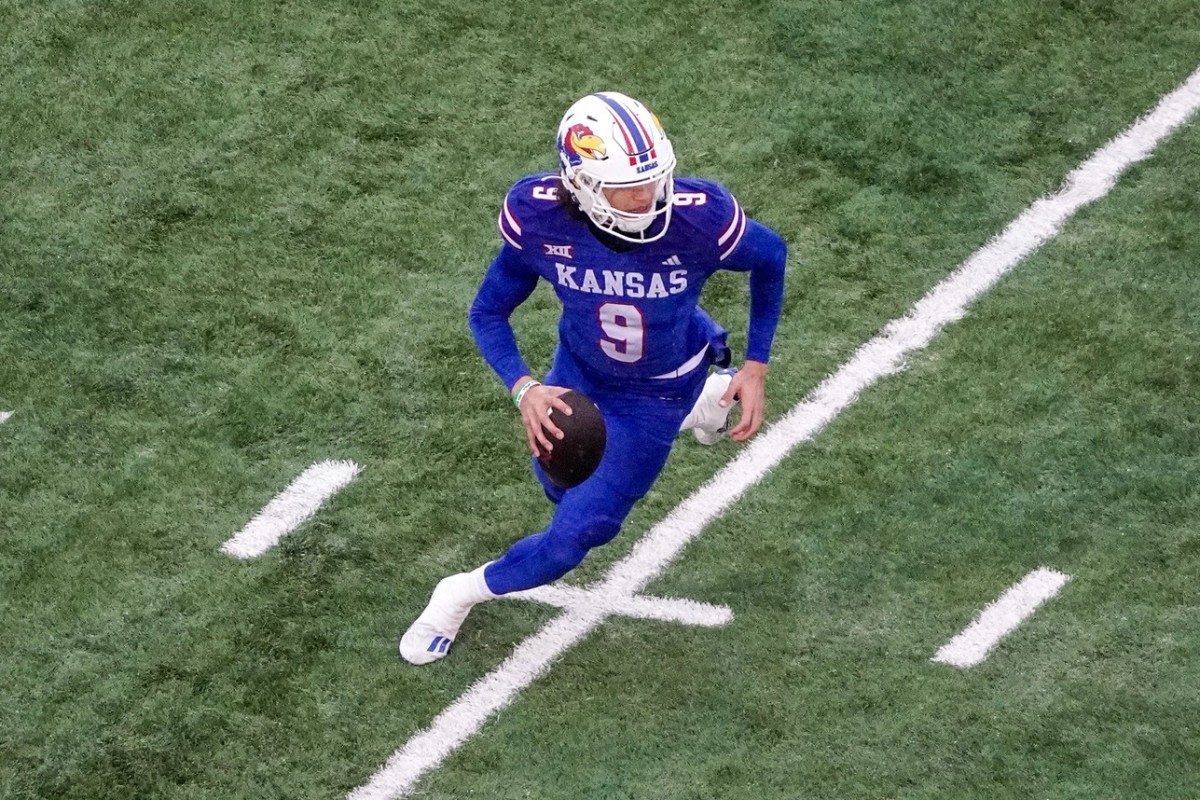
[349,66,1200,800]
[0,412,12,425]
[513,585,732,627]
[221,460,362,559]
[933,567,1071,668]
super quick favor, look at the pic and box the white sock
[399,563,496,665]
[441,563,496,606]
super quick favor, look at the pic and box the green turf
[2,0,1198,798]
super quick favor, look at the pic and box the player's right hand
[727,360,768,442]
[514,380,573,457]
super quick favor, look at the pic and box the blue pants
[483,344,711,595]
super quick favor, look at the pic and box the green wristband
[512,379,540,408]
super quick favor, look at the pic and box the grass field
[3,1,1199,798]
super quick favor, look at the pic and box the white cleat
[399,574,478,665]
[680,368,738,445]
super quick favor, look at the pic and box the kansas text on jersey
[470,173,787,393]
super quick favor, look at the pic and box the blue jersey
[471,173,787,596]
[471,172,786,394]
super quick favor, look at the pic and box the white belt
[650,346,709,380]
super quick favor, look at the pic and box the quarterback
[400,91,787,664]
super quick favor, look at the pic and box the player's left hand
[725,360,768,442]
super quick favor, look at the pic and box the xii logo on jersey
[544,243,574,259]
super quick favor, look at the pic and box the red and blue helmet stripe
[594,92,658,166]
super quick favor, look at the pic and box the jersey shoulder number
[497,173,563,250]
[671,178,746,261]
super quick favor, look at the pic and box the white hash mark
[221,460,361,559]
[933,567,1071,668]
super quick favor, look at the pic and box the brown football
[537,390,607,489]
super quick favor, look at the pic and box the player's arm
[723,218,787,441]
[469,243,538,386]
[468,245,572,455]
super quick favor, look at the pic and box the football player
[400,91,787,664]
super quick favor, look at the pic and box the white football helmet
[556,91,677,243]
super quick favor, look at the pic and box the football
[537,390,607,489]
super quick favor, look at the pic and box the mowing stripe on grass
[221,460,361,559]
[933,567,1071,668]
[349,66,1200,800]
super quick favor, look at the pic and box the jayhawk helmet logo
[562,124,607,165]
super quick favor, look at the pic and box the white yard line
[0,412,12,425]
[513,585,733,627]
[349,66,1200,800]
[221,460,362,559]
[933,568,1071,668]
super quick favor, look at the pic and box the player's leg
[400,354,584,664]
[483,394,684,592]
[397,563,497,665]
[481,473,641,594]
[400,398,681,664]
